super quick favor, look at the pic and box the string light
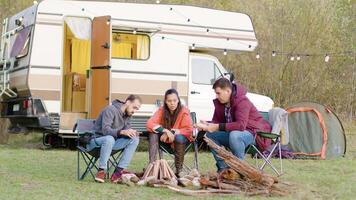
[296,55,301,61]
[133,29,137,34]
[325,54,330,62]
[156,0,160,3]
[223,49,227,56]
[33,1,38,5]
[272,51,276,57]
[191,43,195,50]
[256,53,260,59]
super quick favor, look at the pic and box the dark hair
[125,94,142,103]
[162,89,182,129]
[212,78,232,90]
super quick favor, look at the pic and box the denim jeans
[87,135,139,170]
[206,130,254,171]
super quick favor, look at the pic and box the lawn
[0,122,355,200]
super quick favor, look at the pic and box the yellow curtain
[112,41,132,58]
[137,35,149,59]
[71,38,90,74]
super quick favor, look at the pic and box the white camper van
[0,0,273,146]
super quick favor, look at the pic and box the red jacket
[146,106,193,142]
[212,84,272,151]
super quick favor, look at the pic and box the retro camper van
[0,0,273,146]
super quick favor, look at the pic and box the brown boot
[174,142,185,177]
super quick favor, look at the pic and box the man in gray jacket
[88,95,141,183]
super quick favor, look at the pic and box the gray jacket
[94,100,131,138]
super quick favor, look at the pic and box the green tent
[287,102,346,159]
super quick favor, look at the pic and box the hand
[196,122,208,131]
[120,129,137,139]
[163,129,175,143]
[206,123,219,133]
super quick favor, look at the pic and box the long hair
[162,89,182,130]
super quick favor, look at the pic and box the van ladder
[0,18,17,98]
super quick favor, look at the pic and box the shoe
[94,170,106,183]
[110,171,122,183]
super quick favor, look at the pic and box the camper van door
[188,54,224,121]
[90,16,111,119]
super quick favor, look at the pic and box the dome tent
[287,102,346,159]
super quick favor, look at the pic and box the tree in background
[0,0,355,119]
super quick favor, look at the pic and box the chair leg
[258,144,281,176]
[77,150,80,180]
[193,141,199,170]
[278,142,283,174]
[80,152,99,180]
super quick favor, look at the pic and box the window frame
[10,26,32,60]
[191,58,223,85]
[111,30,151,61]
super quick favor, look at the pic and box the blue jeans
[206,130,254,171]
[87,135,139,170]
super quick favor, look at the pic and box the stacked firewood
[137,159,178,186]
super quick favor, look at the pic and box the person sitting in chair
[146,89,193,177]
[90,95,141,183]
[196,78,271,172]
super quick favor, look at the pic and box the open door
[89,16,111,119]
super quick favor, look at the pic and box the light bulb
[272,51,276,57]
[325,54,330,62]
[290,56,295,61]
[256,53,260,59]
[296,55,301,61]
[223,49,227,56]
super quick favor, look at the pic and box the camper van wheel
[42,132,64,148]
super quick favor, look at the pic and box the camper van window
[192,58,222,85]
[111,32,150,60]
[10,26,31,60]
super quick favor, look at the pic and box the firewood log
[204,136,276,187]
[142,163,154,180]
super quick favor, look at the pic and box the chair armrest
[256,131,280,139]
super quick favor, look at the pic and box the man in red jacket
[197,78,271,172]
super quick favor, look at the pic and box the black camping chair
[75,119,123,180]
[157,112,199,172]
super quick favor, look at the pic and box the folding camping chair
[75,119,123,180]
[158,112,199,172]
[247,107,289,176]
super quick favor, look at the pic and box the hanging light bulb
[191,43,195,50]
[156,0,160,3]
[290,56,295,61]
[133,29,137,34]
[325,54,330,62]
[256,53,260,59]
[272,51,276,57]
[296,55,301,61]
[223,49,227,56]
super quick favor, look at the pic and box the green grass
[0,122,355,200]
